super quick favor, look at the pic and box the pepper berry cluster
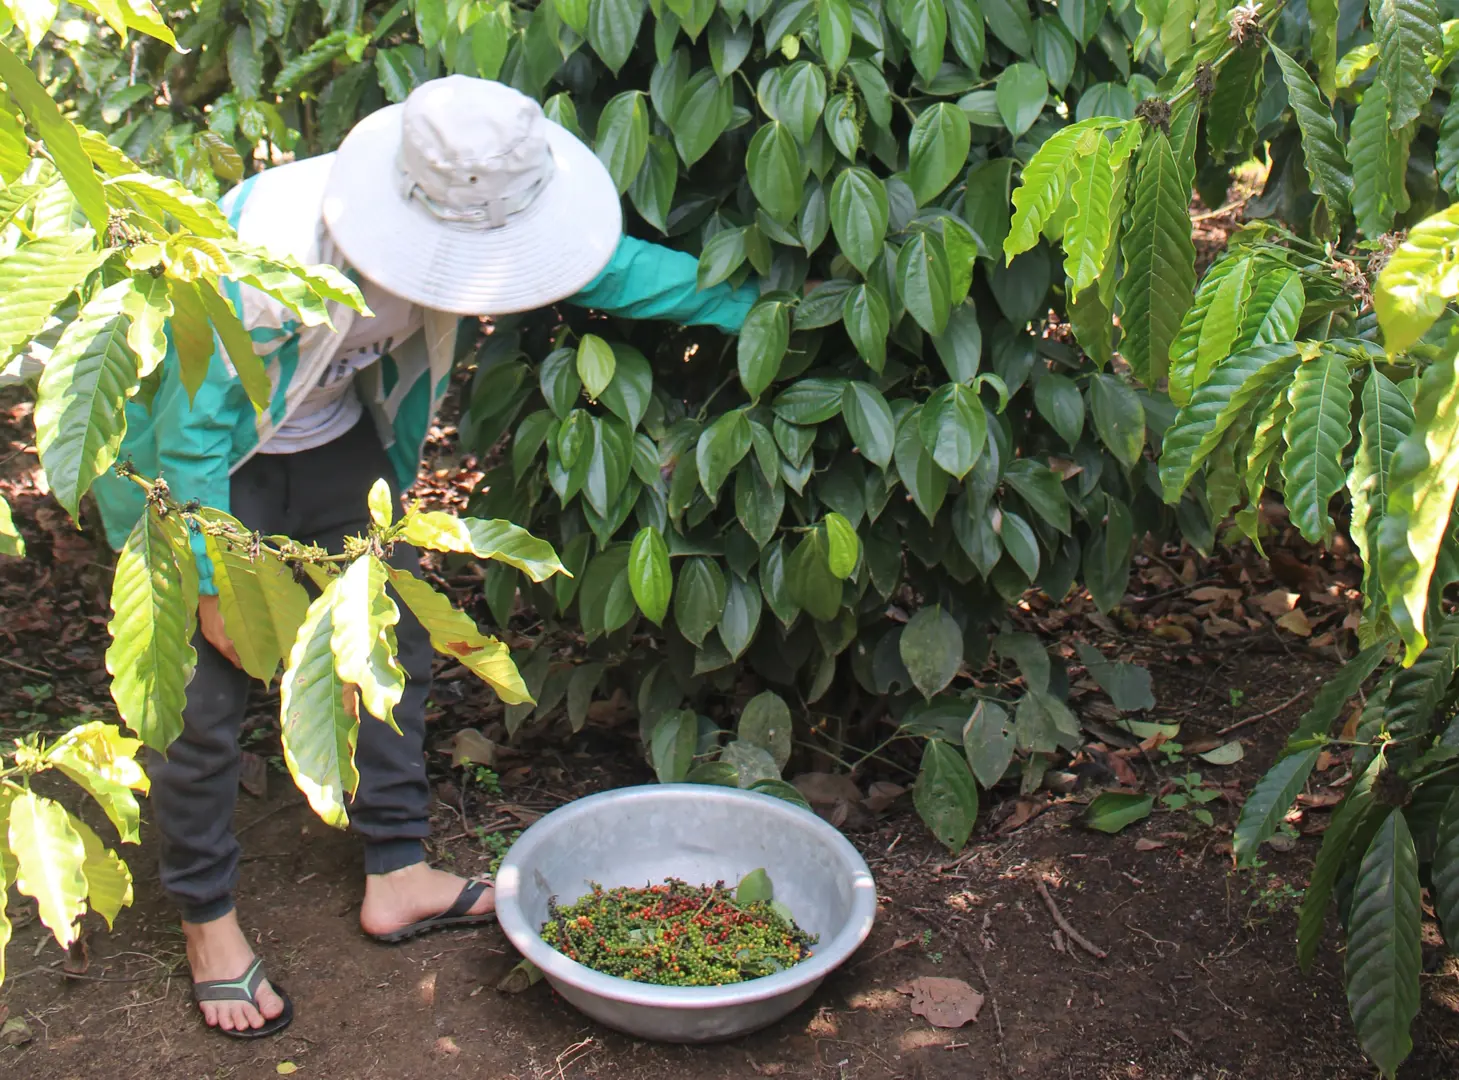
[540,879,817,987]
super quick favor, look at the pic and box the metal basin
[494,783,878,1043]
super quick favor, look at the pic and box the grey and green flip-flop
[368,879,496,944]
[193,957,294,1039]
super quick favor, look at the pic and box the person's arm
[568,235,761,333]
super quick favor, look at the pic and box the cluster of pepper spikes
[540,879,817,987]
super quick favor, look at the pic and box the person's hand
[199,595,242,668]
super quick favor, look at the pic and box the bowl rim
[494,783,878,1010]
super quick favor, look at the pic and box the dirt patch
[3,393,1459,1079]
[3,651,1458,1080]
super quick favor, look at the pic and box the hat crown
[397,76,554,228]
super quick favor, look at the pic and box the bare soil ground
[3,384,1459,1080]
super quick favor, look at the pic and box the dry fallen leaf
[418,971,437,1007]
[449,729,500,768]
[793,772,863,806]
[1134,838,1166,852]
[433,1037,461,1056]
[1,1017,32,1047]
[275,1064,299,1076]
[1203,615,1245,636]
[1151,623,1194,645]
[863,781,906,813]
[896,977,985,1029]
[1256,588,1300,618]
[1276,608,1312,637]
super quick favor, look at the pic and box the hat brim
[321,105,623,316]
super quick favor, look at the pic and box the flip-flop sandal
[368,879,497,944]
[193,957,294,1040]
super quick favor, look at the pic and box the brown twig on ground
[1216,689,1308,736]
[235,798,305,838]
[0,654,51,678]
[975,955,1011,1079]
[1034,877,1107,960]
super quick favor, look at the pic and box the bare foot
[184,911,285,1033]
[359,863,495,938]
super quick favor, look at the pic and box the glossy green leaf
[772,377,846,424]
[995,63,1048,138]
[786,530,842,621]
[105,509,196,755]
[697,408,753,498]
[1270,44,1352,222]
[738,299,790,401]
[1082,791,1154,833]
[576,333,617,401]
[1349,82,1408,238]
[0,494,22,558]
[1374,204,1459,353]
[204,529,310,686]
[0,42,108,235]
[627,526,671,625]
[824,512,860,579]
[901,0,949,82]
[998,508,1040,581]
[895,406,950,522]
[1376,342,1459,662]
[675,555,727,645]
[1159,344,1300,502]
[914,739,979,852]
[1346,810,1422,1077]
[280,580,358,829]
[718,573,761,659]
[1117,131,1196,387]
[908,102,971,205]
[8,791,88,947]
[33,282,139,518]
[735,460,785,548]
[651,710,698,783]
[1374,0,1441,128]
[982,0,1033,54]
[1435,788,1459,948]
[330,555,405,733]
[961,701,1013,787]
[1168,255,1259,406]
[897,232,952,336]
[587,0,645,72]
[777,61,827,145]
[401,512,566,582]
[747,121,804,224]
[841,380,895,468]
[843,283,891,372]
[818,0,852,73]
[1005,459,1071,534]
[595,90,650,194]
[1005,118,1120,262]
[1299,757,1382,971]
[1233,747,1321,866]
[919,382,987,479]
[1090,373,1145,468]
[672,70,733,165]
[1034,374,1084,447]
[388,568,531,703]
[829,167,889,273]
[1280,350,1355,544]
[1350,369,1416,621]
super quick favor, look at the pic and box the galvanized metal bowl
[494,783,878,1043]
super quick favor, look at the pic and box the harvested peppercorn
[540,877,817,986]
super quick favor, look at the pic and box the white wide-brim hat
[322,76,623,316]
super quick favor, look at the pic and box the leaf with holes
[914,740,979,852]
[900,606,963,699]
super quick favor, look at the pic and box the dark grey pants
[147,419,434,923]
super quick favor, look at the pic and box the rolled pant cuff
[181,895,236,924]
[364,838,427,875]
